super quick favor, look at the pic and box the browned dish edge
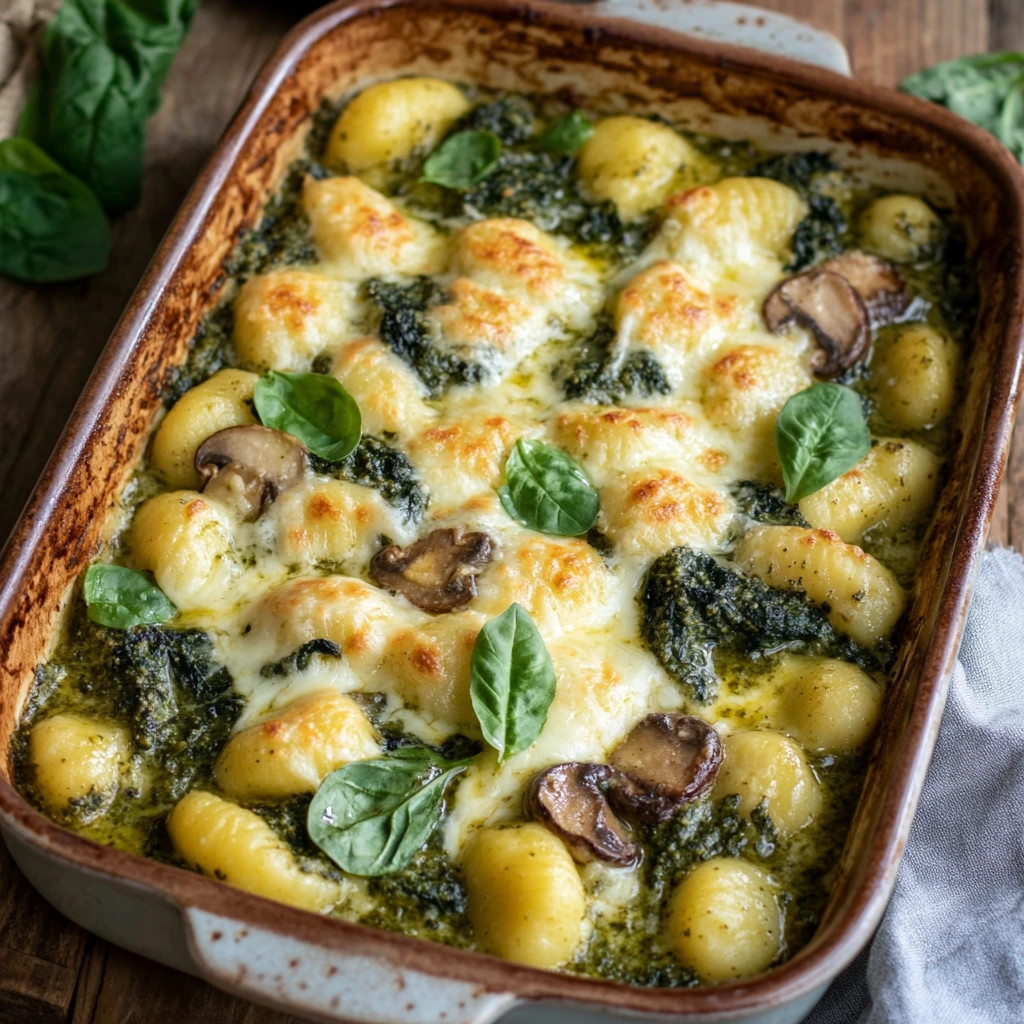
[1,0,1023,1015]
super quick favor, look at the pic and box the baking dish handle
[581,0,851,76]
[184,907,519,1024]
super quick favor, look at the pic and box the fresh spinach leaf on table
[0,137,111,282]
[775,383,871,504]
[19,0,199,213]
[308,749,471,876]
[902,53,1024,163]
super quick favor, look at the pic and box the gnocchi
[859,194,944,263]
[871,324,959,429]
[462,823,586,968]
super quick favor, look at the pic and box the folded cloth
[807,546,1024,1024]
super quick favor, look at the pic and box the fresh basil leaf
[254,370,361,461]
[20,0,199,213]
[498,438,599,536]
[421,130,501,190]
[0,138,111,283]
[540,111,594,155]
[470,603,556,763]
[83,564,176,628]
[902,53,1024,162]
[307,750,468,876]
[775,384,871,504]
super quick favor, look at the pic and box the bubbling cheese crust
[26,81,963,991]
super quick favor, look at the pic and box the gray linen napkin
[806,546,1024,1024]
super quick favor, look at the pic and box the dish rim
[1,0,1023,1015]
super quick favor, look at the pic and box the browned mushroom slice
[763,269,869,378]
[820,250,908,322]
[526,762,638,866]
[607,714,723,824]
[195,425,308,520]
[369,528,493,613]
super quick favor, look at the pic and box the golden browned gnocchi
[22,82,970,991]
[871,324,959,429]
[462,823,587,968]
[735,525,905,647]
[326,78,470,171]
[859,194,943,263]
[666,858,782,983]
[150,368,258,489]
[577,116,700,221]
[28,715,129,822]
[713,730,822,832]
[168,791,342,911]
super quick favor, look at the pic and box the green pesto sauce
[15,86,976,988]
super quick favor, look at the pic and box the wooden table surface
[1,1,1023,1021]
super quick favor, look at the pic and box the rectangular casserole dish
[1,2,1022,1022]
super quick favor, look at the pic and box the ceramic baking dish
[1,2,1023,1021]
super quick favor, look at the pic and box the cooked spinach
[108,625,239,802]
[562,318,671,404]
[364,276,486,397]
[639,547,872,703]
[260,639,342,678]
[731,481,809,528]
[311,435,427,524]
[0,138,111,283]
[20,0,199,214]
[902,53,1024,163]
[750,151,846,270]
[454,95,535,145]
[162,300,232,404]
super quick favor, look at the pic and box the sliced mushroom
[763,269,869,378]
[526,762,639,866]
[369,528,493,613]
[607,714,723,824]
[195,425,308,521]
[820,250,908,322]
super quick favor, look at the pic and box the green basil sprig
[254,370,361,461]
[498,438,600,536]
[470,603,556,763]
[307,749,470,876]
[83,564,176,628]
[540,111,594,155]
[0,138,112,283]
[20,0,199,214]
[775,384,871,503]
[421,130,502,190]
[902,53,1024,163]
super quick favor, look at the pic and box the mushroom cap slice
[369,528,493,613]
[607,714,723,823]
[820,250,908,323]
[526,762,639,866]
[195,425,308,520]
[763,269,869,378]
